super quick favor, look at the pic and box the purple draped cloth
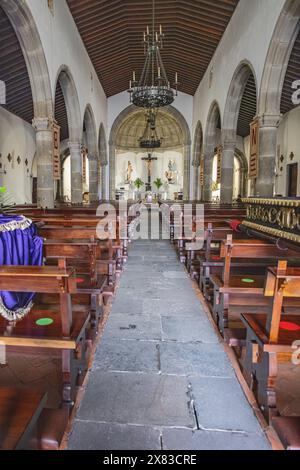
[0,215,43,320]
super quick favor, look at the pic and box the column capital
[88,154,98,162]
[256,113,282,128]
[68,141,82,152]
[222,141,236,151]
[32,117,54,132]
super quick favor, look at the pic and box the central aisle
[68,239,270,450]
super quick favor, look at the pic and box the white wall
[0,107,36,204]
[115,149,184,199]
[192,0,285,143]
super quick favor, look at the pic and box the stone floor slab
[160,342,234,377]
[161,315,219,344]
[191,376,262,433]
[68,421,161,450]
[103,313,162,341]
[77,372,195,428]
[92,339,160,373]
[162,428,271,451]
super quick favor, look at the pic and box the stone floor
[68,239,271,450]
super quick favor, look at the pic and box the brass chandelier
[128,0,178,109]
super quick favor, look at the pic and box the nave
[68,237,270,451]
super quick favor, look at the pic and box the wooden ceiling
[67,0,240,97]
[0,6,33,123]
[281,26,300,116]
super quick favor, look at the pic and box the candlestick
[133,71,136,82]
[160,25,162,34]
[158,67,161,78]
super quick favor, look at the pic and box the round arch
[192,121,203,200]
[83,104,98,202]
[222,60,258,141]
[54,66,82,203]
[0,0,52,119]
[203,101,222,201]
[0,0,55,207]
[221,60,257,203]
[234,148,248,198]
[109,104,191,200]
[259,0,300,116]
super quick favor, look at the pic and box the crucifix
[142,152,157,191]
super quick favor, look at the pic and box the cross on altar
[142,153,158,191]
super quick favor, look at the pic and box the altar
[115,150,184,200]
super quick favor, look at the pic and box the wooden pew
[43,240,108,327]
[39,226,120,285]
[0,266,90,408]
[241,262,300,421]
[0,388,47,450]
[210,236,299,334]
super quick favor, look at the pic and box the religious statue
[125,161,133,183]
[165,160,177,185]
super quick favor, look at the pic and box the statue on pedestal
[165,160,178,185]
[125,161,133,184]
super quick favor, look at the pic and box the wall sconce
[289,152,295,161]
[280,155,284,163]
[17,156,21,165]
[7,153,12,163]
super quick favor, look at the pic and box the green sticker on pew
[36,318,54,327]
[241,278,255,284]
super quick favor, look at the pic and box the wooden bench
[210,236,299,334]
[0,387,47,450]
[0,266,90,407]
[241,262,300,421]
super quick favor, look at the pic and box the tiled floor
[68,239,271,450]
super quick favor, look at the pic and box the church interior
[1,0,300,452]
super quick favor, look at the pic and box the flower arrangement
[134,178,144,190]
[153,178,163,191]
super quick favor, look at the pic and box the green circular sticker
[242,278,255,284]
[36,318,54,327]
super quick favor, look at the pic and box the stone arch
[99,123,108,200]
[223,60,258,141]
[109,104,191,200]
[0,0,55,207]
[234,148,248,198]
[0,0,52,119]
[54,65,82,203]
[192,121,204,200]
[221,60,257,203]
[259,0,300,116]
[256,0,300,197]
[83,104,98,201]
[203,101,222,201]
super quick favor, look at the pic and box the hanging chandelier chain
[128,0,179,109]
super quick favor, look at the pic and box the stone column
[88,155,98,202]
[100,163,107,200]
[32,117,54,208]
[220,141,236,204]
[255,114,281,197]
[69,141,82,204]
[192,164,199,200]
[203,149,214,202]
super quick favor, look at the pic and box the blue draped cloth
[0,215,43,321]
